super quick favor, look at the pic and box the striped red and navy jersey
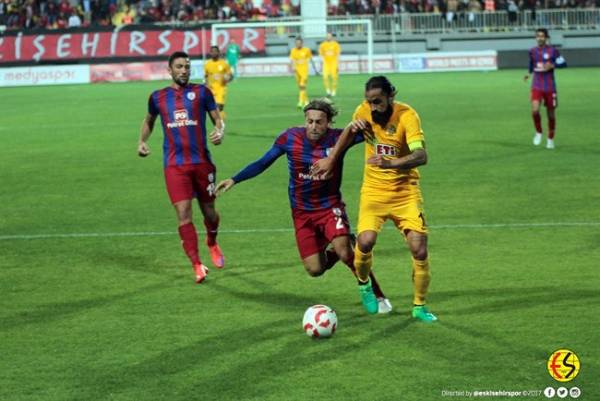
[148,83,217,167]
[528,45,565,92]
[232,127,364,211]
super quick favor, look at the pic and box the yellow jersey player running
[289,37,312,108]
[318,33,341,97]
[204,46,232,121]
[312,76,437,322]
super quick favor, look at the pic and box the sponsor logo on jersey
[167,109,198,128]
[375,143,398,156]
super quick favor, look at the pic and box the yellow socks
[354,246,373,283]
[412,258,431,305]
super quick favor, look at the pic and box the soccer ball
[302,305,337,338]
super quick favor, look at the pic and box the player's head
[535,28,549,46]
[168,51,191,87]
[326,32,334,41]
[303,98,338,140]
[365,76,396,127]
[210,45,220,60]
[295,37,303,48]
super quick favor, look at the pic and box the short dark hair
[303,98,338,122]
[536,28,549,38]
[210,45,219,52]
[295,36,303,42]
[365,76,396,96]
[168,51,189,67]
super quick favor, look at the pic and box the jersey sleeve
[231,135,286,183]
[203,86,217,112]
[352,103,368,121]
[148,93,159,116]
[402,108,425,146]
[528,49,534,74]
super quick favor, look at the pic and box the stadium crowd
[0,0,598,30]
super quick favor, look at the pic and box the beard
[371,106,393,127]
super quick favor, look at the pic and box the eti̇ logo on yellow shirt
[547,349,580,382]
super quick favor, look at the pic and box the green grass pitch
[1,68,599,401]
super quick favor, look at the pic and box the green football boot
[412,305,438,323]
[358,280,378,314]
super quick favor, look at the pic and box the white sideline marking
[1,222,598,241]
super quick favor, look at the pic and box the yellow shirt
[319,40,341,65]
[353,101,425,191]
[289,47,312,73]
[204,59,231,88]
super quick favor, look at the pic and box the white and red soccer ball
[302,305,337,338]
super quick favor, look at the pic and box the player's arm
[138,113,157,157]
[208,108,224,145]
[524,51,533,81]
[216,145,285,195]
[310,119,370,177]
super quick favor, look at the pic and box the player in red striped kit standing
[138,51,225,284]
[524,28,567,149]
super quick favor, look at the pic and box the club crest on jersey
[386,125,396,136]
[187,92,196,101]
[333,208,342,217]
[543,52,549,60]
[375,143,398,156]
[208,173,214,183]
[326,148,332,156]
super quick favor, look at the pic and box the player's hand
[310,157,334,179]
[138,142,151,157]
[210,129,224,145]
[216,179,235,196]
[367,155,391,168]
[350,119,374,143]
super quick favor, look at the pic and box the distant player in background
[226,39,242,79]
[524,28,566,149]
[205,46,232,121]
[312,76,436,322]
[289,37,313,108]
[138,51,226,284]
[216,99,392,313]
[319,32,341,97]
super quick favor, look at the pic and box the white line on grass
[1,222,598,241]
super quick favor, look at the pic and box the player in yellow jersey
[311,76,437,322]
[204,46,232,121]
[318,33,341,97]
[289,37,313,108]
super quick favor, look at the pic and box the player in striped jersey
[524,28,567,149]
[138,51,226,284]
[215,99,391,313]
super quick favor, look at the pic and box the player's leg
[531,91,543,145]
[193,163,224,269]
[215,88,226,122]
[392,191,437,322]
[293,210,328,276]
[355,193,388,314]
[165,166,208,283]
[331,66,338,97]
[545,92,557,149]
[322,65,331,96]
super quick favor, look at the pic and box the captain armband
[408,140,424,152]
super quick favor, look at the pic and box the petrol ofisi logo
[547,349,580,382]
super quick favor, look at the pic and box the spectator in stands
[68,10,81,26]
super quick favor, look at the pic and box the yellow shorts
[295,70,308,86]
[356,181,427,236]
[323,63,338,79]
[210,85,227,105]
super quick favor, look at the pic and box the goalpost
[211,19,374,74]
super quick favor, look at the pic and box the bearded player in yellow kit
[318,32,341,97]
[289,37,312,108]
[204,46,232,121]
[311,76,437,322]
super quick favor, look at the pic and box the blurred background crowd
[0,0,598,31]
